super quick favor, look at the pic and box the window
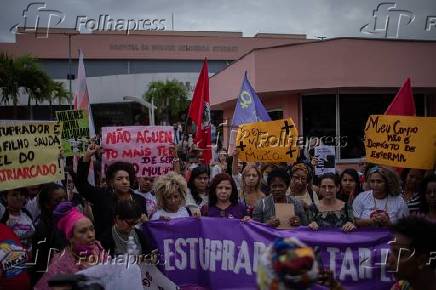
[302,94,336,140]
[302,93,426,161]
[267,109,283,120]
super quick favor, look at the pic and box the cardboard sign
[56,110,90,156]
[102,126,175,177]
[0,120,64,190]
[364,115,436,169]
[314,145,336,176]
[274,203,295,229]
[236,118,299,162]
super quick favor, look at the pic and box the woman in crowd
[419,174,436,222]
[260,163,277,194]
[230,152,245,192]
[210,150,228,179]
[289,163,319,210]
[353,166,409,227]
[239,164,265,218]
[308,173,356,232]
[0,187,35,255]
[185,166,210,213]
[401,168,425,214]
[253,168,307,227]
[100,199,153,255]
[201,173,248,219]
[35,202,106,290]
[31,183,68,285]
[388,216,436,290]
[74,143,147,240]
[134,176,157,218]
[337,168,362,205]
[151,172,193,220]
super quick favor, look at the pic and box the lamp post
[123,96,157,125]
[65,31,79,109]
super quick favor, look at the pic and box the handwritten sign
[56,110,90,157]
[314,145,336,176]
[0,120,64,191]
[236,118,299,162]
[102,126,175,177]
[275,203,295,229]
[364,115,436,169]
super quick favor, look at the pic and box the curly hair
[208,173,239,207]
[241,164,261,193]
[105,161,136,187]
[153,172,187,209]
[366,166,401,196]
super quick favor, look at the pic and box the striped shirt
[402,191,422,214]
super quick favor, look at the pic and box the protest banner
[364,115,436,169]
[0,120,64,190]
[55,110,90,156]
[236,118,299,162]
[101,126,175,177]
[314,145,336,176]
[144,218,394,290]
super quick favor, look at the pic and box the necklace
[112,226,129,244]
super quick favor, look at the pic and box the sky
[1,0,435,42]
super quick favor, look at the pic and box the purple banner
[144,217,394,290]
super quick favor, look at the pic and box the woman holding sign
[308,173,356,232]
[253,168,307,227]
[353,166,409,227]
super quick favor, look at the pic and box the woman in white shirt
[353,166,409,227]
[185,166,210,213]
[151,172,192,220]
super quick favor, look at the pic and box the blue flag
[231,72,271,127]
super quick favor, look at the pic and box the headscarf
[257,237,319,290]
[54,202,87,240]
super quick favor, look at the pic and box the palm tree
[143,80,190,125]
[0,53,67,119]
[0,53,20,116]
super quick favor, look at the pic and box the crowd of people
[1,137,436,290]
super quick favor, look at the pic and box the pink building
[210,37,436,164]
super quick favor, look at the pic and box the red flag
[385,78,416,116]
[188,58,212,164]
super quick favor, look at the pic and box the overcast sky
[1,0,435,42]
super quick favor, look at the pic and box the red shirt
[0,223,31,290]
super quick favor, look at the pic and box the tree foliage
[0,53,69,118]
[143,80,190,125]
